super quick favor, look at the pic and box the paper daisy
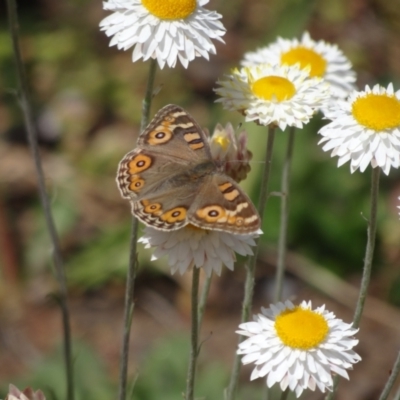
[100,0,226,69]
[5,385,46,400]
[209,123,252,183]
[242,32,356,100]
[139,225,260,276]
[319,83,400,175]
[237,300,361,398]
[215,63,330,130]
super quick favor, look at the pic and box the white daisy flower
[319,83,400,175]
[215,63,330,130]
[99,0,226,69]
[242,32,356,100]
[5,384,46,400]
[139,225,260,276]
[237,300,361,398]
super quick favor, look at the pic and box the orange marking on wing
[196,205,227,222]
[228,215,237,225]
[184,132,201,142]
[161,207,187,223]
[144,202,162,214]
[218,182,232,192]
[147,128,173,145]
[189,142,205,150]
[224,189,240,201]
[128,154,152,174]
[235,217,244,226]
[129,174,145,192]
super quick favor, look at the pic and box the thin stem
[140,58,158,131]
[274,127,295,302]
[261,387,270,400]
[394,385,400,400]
[198,273,213,330]
[353,167,380,329]
[117,60,157,400]
[185,267,201,400]
[325,167,380,400]
[325,376,339,400]
[6,2,74,399]
[279,389,289,400]
[226,126,276,400]
[378,351,400,400]
[117,229,138,400]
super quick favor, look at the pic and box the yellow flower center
[141,0,196,20]
[251,76,295,102]
[281,46,327,77]
[351,93,400,131]
[274,306,329,350]
[212,134,230,151]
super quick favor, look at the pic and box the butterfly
[116,104,260,235]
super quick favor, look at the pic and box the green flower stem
[352,167,380,329]
[6,2,74,399]
[226,126,276,400]
[118,59,157,400]
[379,351,400,400]
[279,389,289,400]
[185,267,201,400]
[394,385,400,400]
[325,377,339,400]
[325,166,380,400]
[198,272,213,330]
[261,387,270,400]
[274,127,295,302]
[140,58,158,131]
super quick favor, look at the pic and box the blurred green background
[0,0,400,399]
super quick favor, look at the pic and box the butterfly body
[116,105,260,234]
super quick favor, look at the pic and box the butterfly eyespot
[144,202,162,214]
[148,129,172,145]
[196,205,226,223]
[129,176,145,192]
[161,207,187,223]
[236,218,244,226]
[128,154,152,173]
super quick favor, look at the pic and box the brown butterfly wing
[116,104,212,200]
[116,104,260,235]
[131,184,199,231]
[188,173,260,234]
[136,104,212,161]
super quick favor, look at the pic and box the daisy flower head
[237,300,361,398]
[215,63,330,131]
[209,122,252,183]
[6,385,46,400]
[139,225,260,276]
[99,0,226,69]
[242,32,356,100]
[319,83,400,175]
